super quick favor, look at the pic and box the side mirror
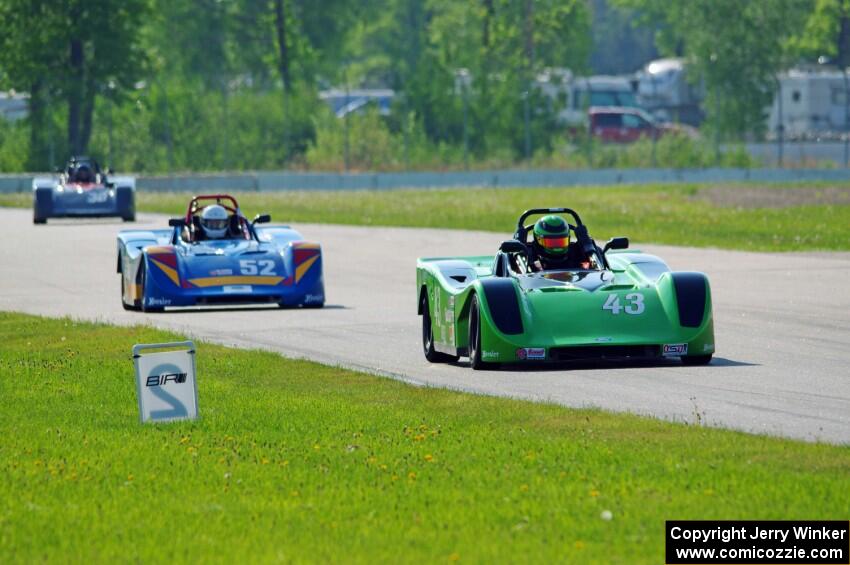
[252,213,271,225]
[499,240,528,254]
[168,218,186,228]
[603,237,629,253]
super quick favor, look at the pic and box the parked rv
[767,67,850,139]
[635,58,704,126]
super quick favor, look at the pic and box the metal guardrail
[3,167,850,194]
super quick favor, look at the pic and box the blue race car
[117,194,325,311]
[33,156,135,223]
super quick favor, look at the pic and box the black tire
[468,294,488,370]
[139,262,163,313]
[33,187,52,223]
[117,187,135,222]
[421,293,459,363]
[682,354,712,366]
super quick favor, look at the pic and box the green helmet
[533,215,570,258]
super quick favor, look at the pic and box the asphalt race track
[2,207,849,444]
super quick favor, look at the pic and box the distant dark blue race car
[117,194,324,311]
[33,156,135,223]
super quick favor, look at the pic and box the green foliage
[0,0,838,170]
[792,0,850,65]
[0,119,28,172]
[83,81,321,173]
[146,0,358,89]
[589,0,658,74]
[534,135,758,170]
[0,0,150,163]
[2,313,849,561]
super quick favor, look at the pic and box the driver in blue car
[530,215,591,271]
[200,204,230,240]
[73,163,94,183]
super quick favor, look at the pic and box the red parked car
[588,106,697,143]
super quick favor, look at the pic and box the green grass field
[1,313,848,562]
[3,182,850,251]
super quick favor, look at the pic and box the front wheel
[120,270,140,311]
[421,293,458,363]
[682,354,712,366]
[139,262,164,313]
[468,295,495,370]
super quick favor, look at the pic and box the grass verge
[2,182,850,251]
[1,312,848,562]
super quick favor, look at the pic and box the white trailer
[768,67,850,139]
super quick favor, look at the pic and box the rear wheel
[682,354,712,366]
[421,293,458,363]
[33,217,46,224]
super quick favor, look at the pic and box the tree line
[0,0,847,173]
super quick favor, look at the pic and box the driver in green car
[530,215,592,271]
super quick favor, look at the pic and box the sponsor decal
[209,268,233,276]
[445,295,455,322]
[223,285,252,293]
[482,350,500,360]
[663,343,688,357]
[304,294,324,304]
[595,336,613,343]
[146,372,187,387]
[147,297,172,307]
[526,347,546,360]
[516,347,546,360]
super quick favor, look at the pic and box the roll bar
[516,208,583,231]
[514,208,584,243]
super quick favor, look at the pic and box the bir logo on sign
[133,342,198,423]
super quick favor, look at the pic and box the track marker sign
[133,341,198,423]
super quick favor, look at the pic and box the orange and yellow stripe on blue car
[292,242,321,284]
[147,248,181,286]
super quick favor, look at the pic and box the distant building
[635,58,704,126]
[768,67,850,139]
[0,91,28,122]
[319,89,394,118]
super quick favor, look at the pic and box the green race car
[416,207,714,369]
